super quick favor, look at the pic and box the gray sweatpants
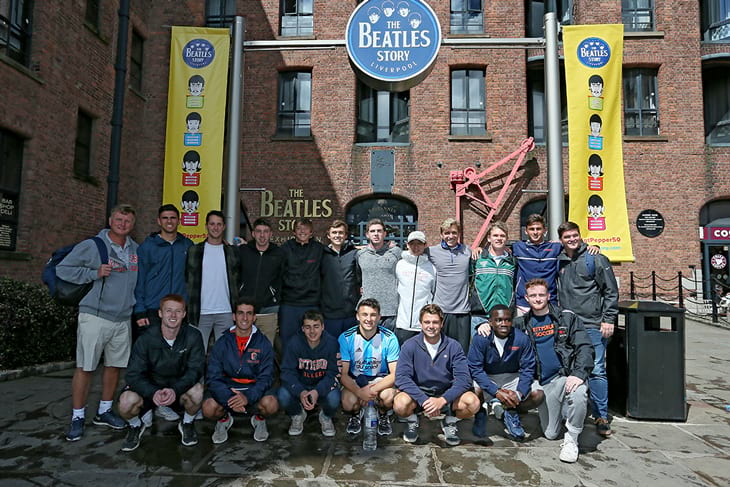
[535,376,588,440]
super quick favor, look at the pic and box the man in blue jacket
[394,304,480,446]
[278,310,340,437]
[468,305,543,441]
[202,297,278,443]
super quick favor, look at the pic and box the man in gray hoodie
[57,204,140,442]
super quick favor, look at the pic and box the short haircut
[186,112,201,122]
[189,74,204,85]
[206,210,225,224]
[489,303,511,317]
[588,194,603,207]
[590,114,602,125]
[252,218,272,229]
[557,221,581,237]
[440,218,460,233]
[525,213,546,227]
[234,296,257,313]
[366,218,385,232]
[357,298,381,314]
[159,293,186,310]
[525,278,549,291]
[419,303,444,322]
[110,204,136,218]
[158,204,179,217]
[588,74,603,85]
[302,310,324,324]
[487,220,508,238]
[329,219,347,231]
[294,218,313,229]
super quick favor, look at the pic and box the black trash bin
[608,300,687,421]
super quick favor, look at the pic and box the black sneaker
[121,424,146,452]
[403,420,419,443]
[595,417,612,436]
[377,412,392,436]
[66,417,85,442]
[93,410,126,430]
[178,421,198,446]
[346,413,362,435]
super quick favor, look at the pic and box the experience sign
[346,0,441,91]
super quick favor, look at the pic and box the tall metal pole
[544,12,564,241]
[224,17,244,244]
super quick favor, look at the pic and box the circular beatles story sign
[636,209,665,238]
[346,0,442,91]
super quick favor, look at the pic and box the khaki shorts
[76,312,131,371]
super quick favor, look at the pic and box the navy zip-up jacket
[467,327,536,399]
[280,332,340,399]
[395,332,471,406]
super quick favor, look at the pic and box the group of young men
[57,203,618,463]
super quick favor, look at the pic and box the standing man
[513,278,594,463]
[394,304,480,446]
[557,221,619,437]
[185,210,239,351]
[118,294,205,451]
[57,204,139,441]
[356,218,402,331]
[321,220,360,338]
[428,218,472,353]
[394,230,436,345]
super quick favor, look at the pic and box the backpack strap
[90,236,109,265]
[585,251,595,279]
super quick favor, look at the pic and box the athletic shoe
[377,412,392,436]
[66,417,85,442]
[346,413,362,435]
[503,410,525,441]
[595,417,612,436]
[121,424,146,452]
[93,410,126,430]
[403,420,419,443]
[178,421,198,447]
[559,436,579,463]
[491,400,504,421]
[212,414,233,444]
[319,410,336,437]
[472,409,487,438]
[441,418,460,446]
[251,415,269,442]
[288,410,307,436]
[155,405,180,421]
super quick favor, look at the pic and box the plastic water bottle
[362,401,378,451]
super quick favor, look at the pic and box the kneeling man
[119,294,205,451]
[394,304,480,446]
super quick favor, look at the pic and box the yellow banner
[162,27,230,242]
[564,25,633,262]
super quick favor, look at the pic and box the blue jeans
[586,327,608,419]
[277,386,341,418]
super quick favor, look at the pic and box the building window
[701,0,730,41]
[451,0,483,34]
[85,0,100,29]
[205,0,235,27]
[527,64,567,144]
[623,68,659,136]
[451,69,486,135]
[704,64,730,144]
[357,82,409,143]
[281,0,313,37]
[277,71,311,137]
[346,197,418,247]
[0,128,24,251]
[526,1,572,37]
[0,0,33,65]
[74,110,94,178]
[622,0,655,32]
[129,30,143,92]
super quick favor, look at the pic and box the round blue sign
[182,38,215,69]
[577,37,611,68]
[346,0,441,84]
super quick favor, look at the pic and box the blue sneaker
[93,410,126,430]
[503,409,525,441]
[66,417,85,441]
[472,409,487,438]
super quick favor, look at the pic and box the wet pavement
[0,317,728,486]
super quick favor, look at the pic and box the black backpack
[42,237,108,306]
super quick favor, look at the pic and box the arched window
[346,196,418,247]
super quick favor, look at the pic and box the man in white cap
[394,231,436,345]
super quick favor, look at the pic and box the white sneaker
[288,410,307,436]
[141,409,153,428]
[559,435,579,463]
[251,415,269,442]
[319,410,336,437]
[155,405,180,421]
[212,414,233,444]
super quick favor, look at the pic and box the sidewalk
[0,317,728,486]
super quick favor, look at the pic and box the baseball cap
[407,231,426,243]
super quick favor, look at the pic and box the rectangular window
[357,82,410,143]
[622,0,655,32]
[0,128,24,251]
[451,0,483,34]
[277,71,312,137]
[205,0,235,27]
[0,0,33,65]
[129,30,143,92]
[623,68,660,136]
[701,0,730,41]
[281,0,313,37]
[85,0,100,29]
[74,110,94,177]
[526,1,572,37]
[704,65,730,144]
[527,66,568,144]
[451,69,486,135]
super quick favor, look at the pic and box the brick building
[1,0,729,300]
